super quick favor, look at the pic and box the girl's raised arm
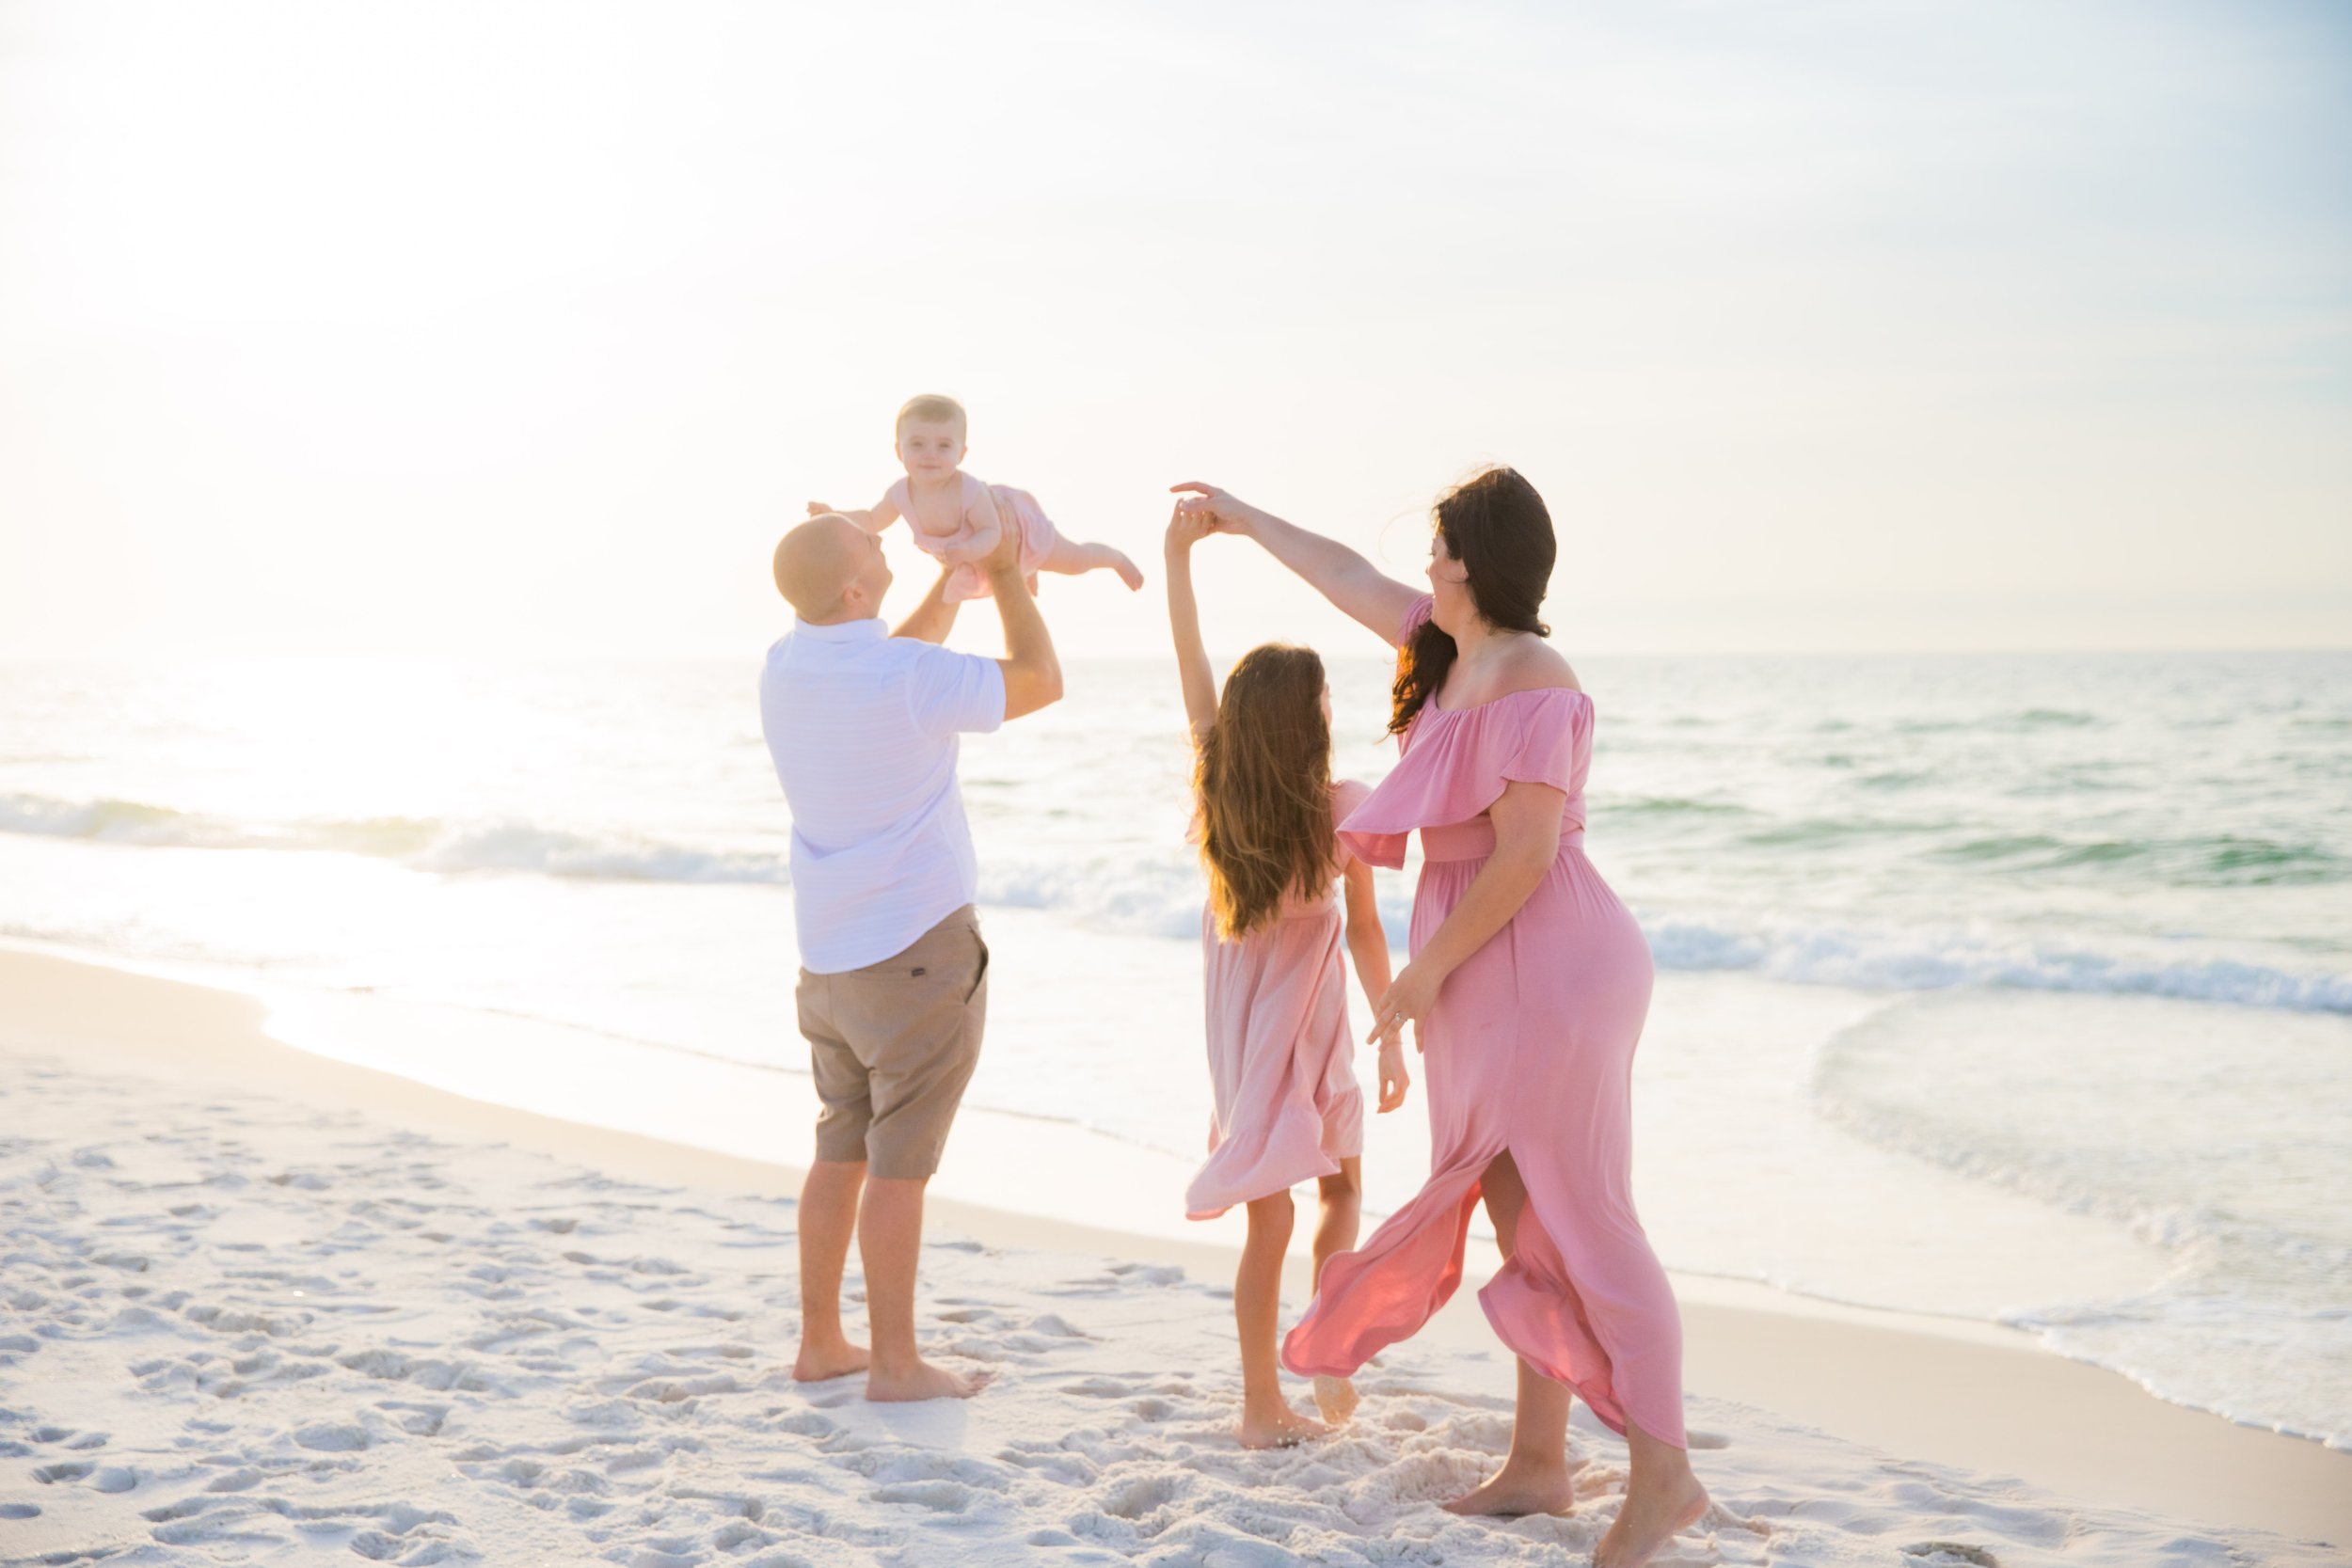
[1164,509,1220,747]
[1168,483,1422,647]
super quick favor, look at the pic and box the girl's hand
[1375,1037,1410,1113]
[1168,482,1258,537]
[1164,504,1216,557]
[1368,958,1444,1052]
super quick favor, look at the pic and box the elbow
[1503,838,1558,881]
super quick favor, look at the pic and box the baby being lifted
[809,394,1143,603]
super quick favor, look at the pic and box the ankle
[868,1345,923,1376]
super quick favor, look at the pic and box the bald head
[773,515,876,623]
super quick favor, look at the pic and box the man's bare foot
[1443,1458,1575,1517]
[1109,551,1144,591]
[1594,1476,1708,1568]
[1237,1403,1330,1449]
[791,1339,869,1382]
[1312,1374,1359,1426]
[866,1356,992,1402]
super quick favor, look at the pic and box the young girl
[810,394,1143,602]
[1165,506,1408,1449]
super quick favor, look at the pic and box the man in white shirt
[760,515,1062,1402]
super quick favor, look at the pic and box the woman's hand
[1164,505,1216,559]
[1368,958,1446,1053]
[1375,1037,1411,1113]
[1168,482,1260,538]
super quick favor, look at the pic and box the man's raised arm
[893,566,960,645]
[986,525,1062,721]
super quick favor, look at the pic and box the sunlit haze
[4,1,2346,660]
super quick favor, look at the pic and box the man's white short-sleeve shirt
[759,616,1006,973]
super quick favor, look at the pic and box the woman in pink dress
[1170,469,1708,1568]
[1164,507,1410,1449]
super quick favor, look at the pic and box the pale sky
[3,0,2346,660]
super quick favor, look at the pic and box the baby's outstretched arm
[805,493,901,533]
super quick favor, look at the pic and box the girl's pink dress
[885,472,1057,602]
[1184,780,1372,1221]
[1280,597,1686,1448]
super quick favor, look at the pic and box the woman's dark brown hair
[1194,644,1336,940]
[1389,466,1555,736]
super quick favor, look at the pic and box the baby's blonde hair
[895,393,967,438]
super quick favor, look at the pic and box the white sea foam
[8,787,2349,1015]
[1812,990,2352,1449]
[1640,911,2352,1014]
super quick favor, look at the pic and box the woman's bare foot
[1594,1475,1708,1568]
[791,1338,869,1383]
[1237,1402,1331,1449]
[1443,1457,1575,1516]
[866,1356,992,1402]
[1312,1374,1359,1426]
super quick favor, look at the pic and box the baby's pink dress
[1184,780,1372,1221]
[1280,597,1686,1447]
[885,472,1057,602]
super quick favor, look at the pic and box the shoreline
[2,944,2344,1547]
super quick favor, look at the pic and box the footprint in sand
[872,1478,977,1513]
[294,1421,375,1452]
[1059,1376,1137,1398]
[1100,1472,1184,1520]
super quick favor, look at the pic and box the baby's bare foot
[1443,1458,1575,1517]
[1312,1374,1359,1426]
[791,1339,869,1382]
[1109,551,1144,591]
[866,1357,992,1402]
[1237,1403,1330,1449]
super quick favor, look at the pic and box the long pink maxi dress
[1184,781,1373,1221]
[1280,597,1686,1447]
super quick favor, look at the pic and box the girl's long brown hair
[1194,644,1336,941]
[1390,466,1555,736]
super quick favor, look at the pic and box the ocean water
[1,648,2346,1447]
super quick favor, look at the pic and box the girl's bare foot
[1594,1476,1708,1568]
[1312,1374,1359,1426]
[1443,1457,1575,1516]
[866,1356,992,1402]
[1237,1402,1331,1449]
[791,1339,869,1382]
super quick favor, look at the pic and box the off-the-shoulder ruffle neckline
[1422,685,1592,719]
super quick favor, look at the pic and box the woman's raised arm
[1169,483,1422,647]
[1163,508,1220,747]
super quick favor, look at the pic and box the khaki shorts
[796,905,988,1180]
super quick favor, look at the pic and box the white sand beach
[4,948,2345,1567]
